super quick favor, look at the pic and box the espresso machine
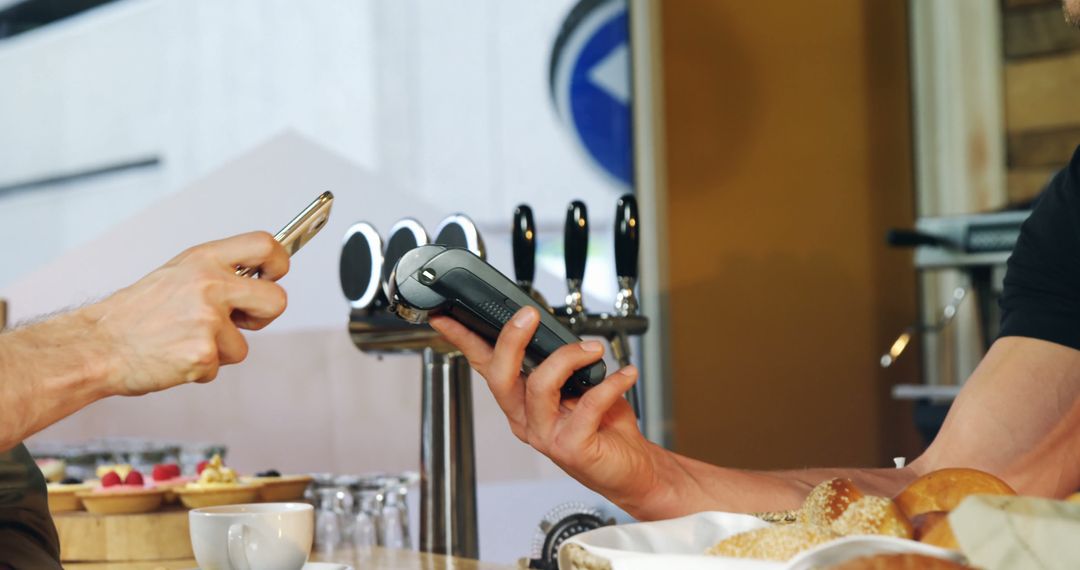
[883,209,1031,442]
[338,196,649,560]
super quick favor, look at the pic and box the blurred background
[1,0,1077,564]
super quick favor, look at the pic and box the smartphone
[235,191,334,277]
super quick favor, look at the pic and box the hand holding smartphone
[236,191,334,277]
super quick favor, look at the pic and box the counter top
[65,546,516,570]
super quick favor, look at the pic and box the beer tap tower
[339,196,648,559]
[538,197,647,420]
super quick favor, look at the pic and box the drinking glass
[314,487,344,553]
[378,474,413,549]
[351,482,382,551]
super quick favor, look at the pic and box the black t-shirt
[1000,145,1080,349]
[0,444,61,569]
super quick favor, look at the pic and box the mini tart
[36,459,67,483]
[76,487,165,515]
[46,482,93,513]
[96,464,133,479]
[240,474,313,502]
[150,476,194,504]
[175,483,260,509]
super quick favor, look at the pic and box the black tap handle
[512,205,536,285]
[564,201,589,282]
[614,194,639,280]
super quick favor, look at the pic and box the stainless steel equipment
[541,197,648,421]
[339,197,650,558]
[341,215,479,559]
[562,201,589,319]
[884,209,1031,442]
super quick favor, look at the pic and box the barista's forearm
[0,308,115,451]
[627,444,919,520]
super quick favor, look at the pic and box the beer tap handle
[614,195,639,317]
[614,194,639,282]
[564,201,589,316]
[512,205,537,288]
[564,201,589,283]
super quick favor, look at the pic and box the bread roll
[894,468,1015,520]
[911,511,958,550]
[706,523,839,561]
[827,553,968,569]
[801,478,865,527]
[831,496,913,539]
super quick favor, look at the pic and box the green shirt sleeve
[0,443,61,569]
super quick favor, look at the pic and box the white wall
[0,0,624,298]
[0,0,636,562]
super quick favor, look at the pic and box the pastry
[77,469,165,515]
[95,463,133,479]
[35,458,66,483]
[830,496,913,539]
[911,511,958,550]
[827,553,968,569]
[893,468,1014,520]
[46,478,93,513]
[706,523,839,561]
[186,454,239,488]
[176,455,259,508]
[150,463,192,503]
[801,478,865,527]
[241,469,313,502]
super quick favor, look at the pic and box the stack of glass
[308,472,418,553]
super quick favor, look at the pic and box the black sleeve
[999,145,1080,350]
[0,444,61,569]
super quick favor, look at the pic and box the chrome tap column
[340,215,480,559]
[420,348,478,557]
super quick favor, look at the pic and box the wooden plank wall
[1004,0,1080,203]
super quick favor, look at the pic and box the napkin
[951,494,1080,570]
[561,511,963,570]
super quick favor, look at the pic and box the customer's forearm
[624,444,919,520]
[0,308,114,451]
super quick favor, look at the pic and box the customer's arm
[0,231,289,452]
[431,310,1080,520]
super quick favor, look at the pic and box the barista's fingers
[561,366,638,446]
[430,316,495,369]
[431,315,530,441]
[478,308,540,433]
[524,341,605,449]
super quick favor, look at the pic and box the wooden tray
[54,505,193,562]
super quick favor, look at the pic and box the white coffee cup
[189,502,314,570]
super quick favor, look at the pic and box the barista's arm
[926,336,1080,497]
[622,335,1080,518]
[434,309,1080,520]
[0,232,289,452]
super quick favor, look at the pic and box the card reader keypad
[478,299,515,326]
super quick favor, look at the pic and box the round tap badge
[549,0,634,189]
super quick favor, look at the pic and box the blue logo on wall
[550,0,634,188]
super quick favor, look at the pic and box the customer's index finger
[213,231,291,281]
